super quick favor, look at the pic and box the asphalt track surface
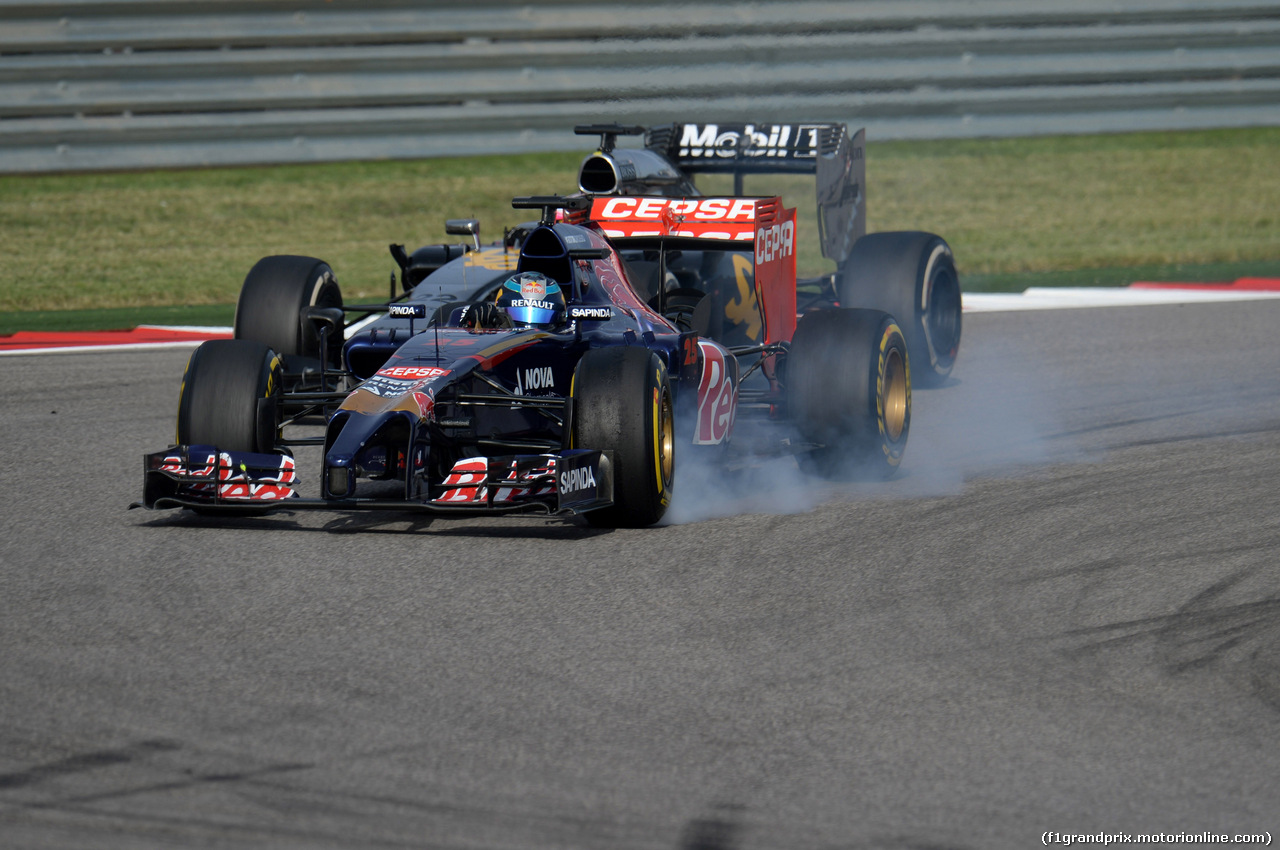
[2,300,1279,849]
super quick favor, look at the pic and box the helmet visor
[500,276,564,326]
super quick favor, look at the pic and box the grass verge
[0,305,235,336]
[1,127,1277,332]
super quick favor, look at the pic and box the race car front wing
[134,445,613,517]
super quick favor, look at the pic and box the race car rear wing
[589,195,798,344]
[644,123,842,175]
[575,122,864,266]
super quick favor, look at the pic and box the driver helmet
[495,271,566,328]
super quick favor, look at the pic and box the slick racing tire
[235,255,343,369]
[788,308,910,478]
[838,231,960,387]
[572,347,675,528]
[176,338,282,454]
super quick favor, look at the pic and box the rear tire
[788,308,910,478]
[176,339,282,453]
[572,347,675,527]
[839,231,960,387]
[235,255,343,370]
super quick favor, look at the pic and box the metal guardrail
[2,0,1279,173]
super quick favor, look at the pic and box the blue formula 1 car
[138,190,911,528]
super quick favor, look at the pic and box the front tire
[235,255,343,370]
[572,347,675,528]
[839,231,960,387]
[176,339,282,453]
[787,308,910,478]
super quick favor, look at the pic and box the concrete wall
[2,0,1279,172]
